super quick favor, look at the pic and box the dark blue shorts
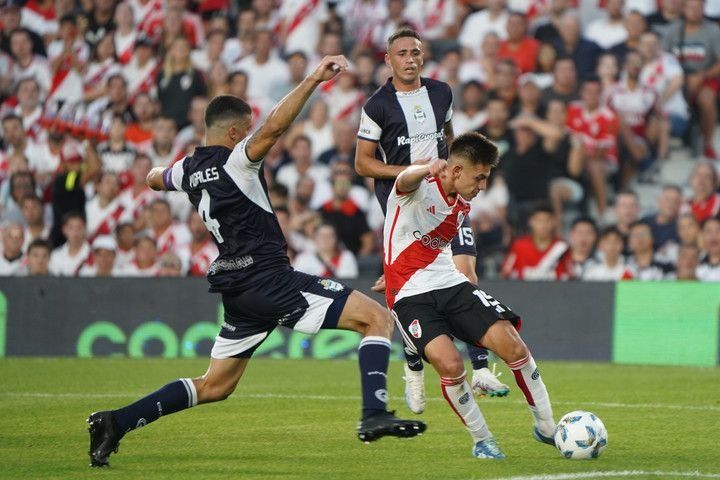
[210,270,352,358]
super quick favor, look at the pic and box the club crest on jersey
[409,319,422,338]
[413,105,426,123]
[318,279,344,292]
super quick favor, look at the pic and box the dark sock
[403,343,424,372]
[112,378,197,435]
[358,336,391,419]
[468,344,489,370]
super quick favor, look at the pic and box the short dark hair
[701,216,720,230]
[62,211,86,226]
[27,238,51,255]
[204,95,252,128]
[600,226,623,240]
[582,74,602,86]
[149,198,171,210]
[529,203,555,218]
[2,112,23,125]
[20,193,42,207]
[387,28,421,50]
[448,132,499,168]
[629,220,652,233]
[571,215,598,233]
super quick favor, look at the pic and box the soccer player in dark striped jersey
[86,56,425,468]
[355,29,509,415]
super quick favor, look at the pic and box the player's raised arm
[245,55,349,162]
[396,159,446,194]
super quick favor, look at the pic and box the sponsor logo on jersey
[413,230,451,250]
[413,105,427,123]
[319,279,344,292]
[409,319,422,338]
[207,255,254,275]
[458,392,470,405]
[396,130,444,146]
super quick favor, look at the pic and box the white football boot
[403,363,426,414]
[471,364,510,397]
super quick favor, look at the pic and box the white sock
[507,354,555,436]
[440,371,491,443]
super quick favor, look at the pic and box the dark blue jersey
[164,138,291,292]
[357,77,453,215]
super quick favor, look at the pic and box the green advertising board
[613,282,720,367]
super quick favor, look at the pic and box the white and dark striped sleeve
[162,158,186,192]
[358,105,382,142]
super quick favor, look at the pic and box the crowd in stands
[0,0,719,281]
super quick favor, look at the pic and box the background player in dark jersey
[86,56,425,468]
[354,29,508,415]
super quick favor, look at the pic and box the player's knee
[363,304,391,335]
[434,354,465,379]
[504,340,529,365]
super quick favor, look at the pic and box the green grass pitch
[1,358,719,480]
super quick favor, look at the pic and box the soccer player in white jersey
[356,28,508,415]
[384,132,556,458]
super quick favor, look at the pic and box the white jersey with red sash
[322,85,365,122]
[118,187,162,224]
[187,240,220,277]
[152,223,192,256]
[383,176,470,308]
[114,31,137,64]
[681,193,720,223]
[280,0,328,57]
[123,58,160,101]
[84,59,121,95]
[404,0,455,40]
[86,197,127,241]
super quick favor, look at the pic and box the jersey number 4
[199,189,224,244]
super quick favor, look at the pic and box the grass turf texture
[1,358,718,480]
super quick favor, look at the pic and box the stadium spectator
[20,194,49,251]
[157,37,207,129]
[682,162,720,223]
[9,27,51,93]
[585,0,628,50]
[122,35,160,101]
[205,61,230,99]
[147,198,191,263]
[638,30,689,158]
[293,223,359,278]
[113,2,137,65]
[157,251,183,277]
[403,0,457,43]
[596,53,620,93]
[608,10,647,64]
[605,50,659,185]
[97,114,137,178]
[86,172,125,241]
[540,56,579,106]
[176,96,208,149]
[486,59,519,118]
[498,12,540,74]
[1,114,44,175]
[276,135,330,202]
[118,154,160,230]
[236,30,289,100]
[114,222,135,271]
[517,74,543,117]
[560,216,598,279]
[477,98,513,159]
[566,76,619,216]
[145,116,179,168]
[611,189,640,246]
[190,29,225,73]
[458,0,508,60]
[473,32,501,89]
[185,210,218,277]
[697,217,720,281]
[12,77,44,137]
[278,0,329,58]
[0,223,24,275]
[84,0,117,47]
[2,170,36,225]
[125,234,159,276]
[553,10,602,80]
[82,32,120,104]
[662,0,720,159]
[354,52,380,98]
[647,0,682,31]
[642,185,683,260]
[49,212,90,276]
[24,238,52,276]
[623,220,675,280]
[676,243,700,280]
[49,145,94,247]
[452,81,487,135]
[79,235,119,277]
[270,51,309,102]
[501,205,568,280]
[317,120,356,167]
[318,170,373,256]
[0,2,45,57]
[533,43,558,90]
[125,93,157,150]
[533,0,570,45]
[583,226,626,280]
[86,73,134,128]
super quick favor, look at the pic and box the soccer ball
[554,411,608,459]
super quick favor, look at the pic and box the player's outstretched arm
[396,159,446,194]
[146,167,169,191]
[245,55,349,162]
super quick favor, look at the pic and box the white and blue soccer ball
[554,410,608,459]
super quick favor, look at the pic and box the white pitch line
[483,471,720,480]
[1,391,719,412]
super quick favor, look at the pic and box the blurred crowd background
[0,0,719,281]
